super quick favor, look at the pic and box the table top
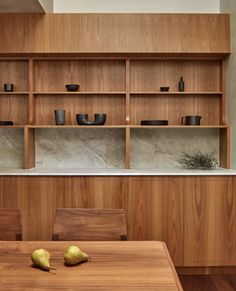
[0,241,183,290]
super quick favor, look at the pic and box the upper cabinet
[0,14,230,54]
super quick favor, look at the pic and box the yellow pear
[31,249,51,271]
[64,245,89,266]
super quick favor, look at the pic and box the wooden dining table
[0,241,183,290]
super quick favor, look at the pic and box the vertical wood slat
[28,58,34,125]
[125,59,131,169]
[220,59,227,125]
[125,126,130,169]
[125,59,130,125]
[219,60,230,168]
[220,127,230,169]
[24,127,35,169]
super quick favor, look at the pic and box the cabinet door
[184,177,236,266]
[127,177,184,265]
[70,177,126,209]
[23,176,71,240]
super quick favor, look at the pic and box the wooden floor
[179,275,236,291]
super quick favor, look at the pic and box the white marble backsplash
[35,129,125,168]
[131,128,219,169]
[0,128,220,170]
[0,129,24,168]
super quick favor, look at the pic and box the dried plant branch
[178,151,218,170]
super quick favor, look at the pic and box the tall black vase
[178,76,185,92]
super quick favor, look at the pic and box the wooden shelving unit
[0,57,230,169]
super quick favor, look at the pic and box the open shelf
[130,60,221,92]
[130,94,222,126]
[33,94,126,125]
[130,92,223,95]
[130,125,228,128]
[33,60,126,92]
[0,92,29,95]
[28,125,127,129]
[0,125,26,128]
[0,57,229,169]
[0,95,28,125]
[33,92,126,95]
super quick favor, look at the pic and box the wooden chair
[0,209,22,240]
[52,208,127,241]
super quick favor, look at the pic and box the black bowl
[65,84,80,92]
[94,113,106,125]
[0,121,14,126]
[160,86,170,92]
[76,113,106,125]
[141,120,168,126]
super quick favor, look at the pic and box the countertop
[0,168,236,176]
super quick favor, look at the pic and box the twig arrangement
[178,151,218,170]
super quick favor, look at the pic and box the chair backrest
[52,208,127,241]
[0,209,22,240]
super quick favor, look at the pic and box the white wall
[220,0,236,168]
[53,0,220,13]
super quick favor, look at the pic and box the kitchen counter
[0,168,236,176]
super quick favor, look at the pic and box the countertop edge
[0,168,236,176]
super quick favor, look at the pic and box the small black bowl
[160,86,170,92]
[76,113,106,125]
[65,84,80,92]
[94,113,106,125]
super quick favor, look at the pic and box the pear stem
[88,256,92,262]
[49,267,56,270]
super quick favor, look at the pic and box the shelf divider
[28,59,35,125]
[24,126,35,169]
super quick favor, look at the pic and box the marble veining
[0,129,24,168]
[131,128,220,169]
[35,128,125,168]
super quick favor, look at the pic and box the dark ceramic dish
[65,84,80,91]
[0,121,14,125]
[76,113,106,125]
[160,86,170,92]
[141,120,168,126]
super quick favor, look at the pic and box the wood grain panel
[130,95,220,125]
[0,241,182,291]
[22,176,71,240]
[0,177,22,208]
[34,94,126,125]
[0,14,230,54]
[220,127,230,168]
[184,176,236,266]
[34,60,126,92]
[70,177,126,209]
[0,175,236,268]
[130,60,221,92]
[0,61,28,92]
[127,177,183,265]
[0,94,28,125]
[24,127,35,169]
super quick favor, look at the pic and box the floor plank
[179,275,236,291]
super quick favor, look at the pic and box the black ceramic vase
[178,76,184,92]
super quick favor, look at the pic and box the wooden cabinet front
[184,176,236,266]
[127,177,184,265]
[0,175,236,267]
